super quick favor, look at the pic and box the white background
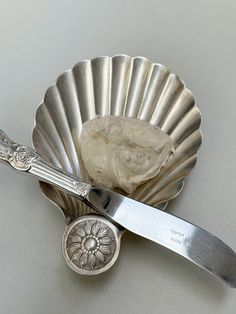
[0,1,235,313]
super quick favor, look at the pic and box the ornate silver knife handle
[0,129,38,170]
[0,129,91,199]
[0,129,235,286]
[0,129,121,275]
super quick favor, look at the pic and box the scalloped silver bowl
[32,55,202,275]
[32,54,202,275]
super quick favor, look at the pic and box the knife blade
[0,129,235,287]
[86,186,236,288]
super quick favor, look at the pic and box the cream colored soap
[80,116,174,194]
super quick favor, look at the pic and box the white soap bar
[80,116,174,194]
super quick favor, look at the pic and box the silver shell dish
[32,54,202,275]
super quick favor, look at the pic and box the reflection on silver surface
[87,187,236,288]
[31,54,202,275]
[0,130,235,286]
[32,54,202,221]
[62,215,121,275]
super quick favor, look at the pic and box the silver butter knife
[0,129,235,287]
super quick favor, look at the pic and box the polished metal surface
[0,128,122,274]
[87,187,236,288]
[32,54,202,222]
[32,54,202,275]
[62,215,121,275]
[0,130,235,287]
[0,129,91,198]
